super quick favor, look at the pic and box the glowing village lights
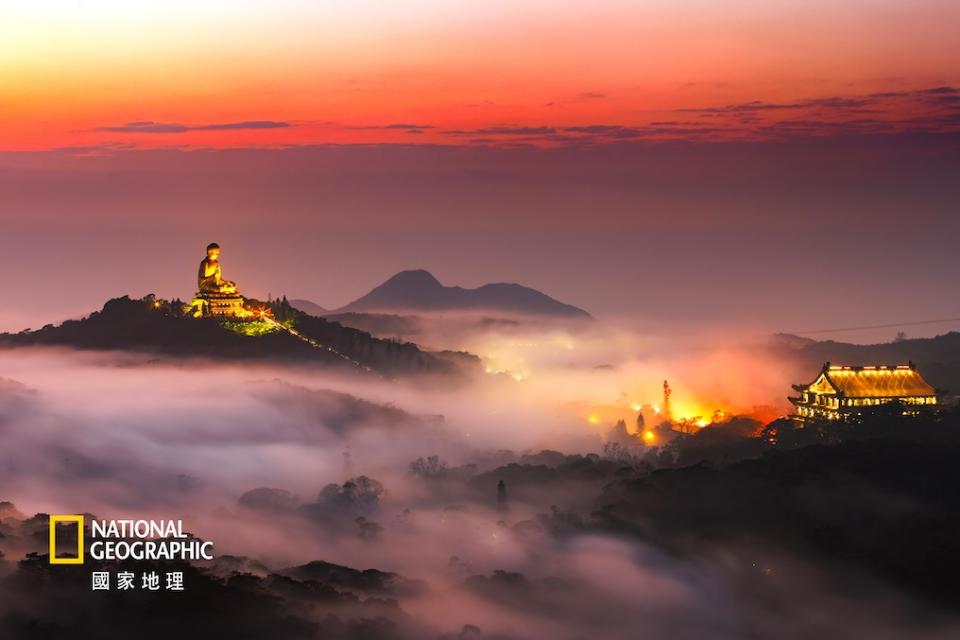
[580,388,730,439]
[483,365,528,381]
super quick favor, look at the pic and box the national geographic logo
[49,515,214,564]
[49,514,85,564]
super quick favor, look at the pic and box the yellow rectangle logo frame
[49,515,84,564]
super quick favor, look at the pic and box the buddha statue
[198,243,238,294]
[187,242,247,317]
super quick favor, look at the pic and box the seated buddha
[198,242,238,294]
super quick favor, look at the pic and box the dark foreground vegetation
[595,408,960,610]
[2,406,959,637]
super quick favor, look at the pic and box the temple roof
[800,364,937,398]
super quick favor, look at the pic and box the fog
[1,333,956,639]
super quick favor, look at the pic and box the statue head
[206,242,221,260]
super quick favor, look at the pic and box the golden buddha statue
[187,242,247,317]
[198,243,238,293]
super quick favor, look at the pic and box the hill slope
[288,299,328,316]
[0,296,477,378]
[769,331,960,392]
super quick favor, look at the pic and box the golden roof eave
[796,362,937,399]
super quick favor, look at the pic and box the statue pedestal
[190,291,247,317]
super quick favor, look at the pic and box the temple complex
[187,243,248,317]
[790,362,938,422]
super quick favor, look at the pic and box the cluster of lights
[584,403,718,436]
[828,364,912,373]
[484,366,527,381]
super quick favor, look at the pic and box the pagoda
[790,362,938,422]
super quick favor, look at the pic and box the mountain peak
[381,269,443,289]
[336,270,591,318]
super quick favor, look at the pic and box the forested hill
[0,295,479,379]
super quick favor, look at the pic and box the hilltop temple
[790,362,938,422]
[187,242,248,317]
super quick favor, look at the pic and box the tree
[496,480,508,512]
[317,475,385,513]
[410,455,448,478]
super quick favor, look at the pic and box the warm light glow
[642,430,655,443]
[1,1,956,151]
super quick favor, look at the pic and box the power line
[792,316,960,336]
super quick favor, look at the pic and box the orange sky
[2,0,959,150]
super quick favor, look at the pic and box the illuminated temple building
[790,362,938,422]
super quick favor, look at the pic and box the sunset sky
[2,1,959,338]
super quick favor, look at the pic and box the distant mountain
[289,299,328,316]
[0,295,479,379]
[334,269,591,318]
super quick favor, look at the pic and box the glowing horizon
[3,0,959,151]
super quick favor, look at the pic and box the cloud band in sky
[95,120,290,134]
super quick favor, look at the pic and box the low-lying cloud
[0,330,957,638]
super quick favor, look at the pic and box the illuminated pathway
[261,315,384,378]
